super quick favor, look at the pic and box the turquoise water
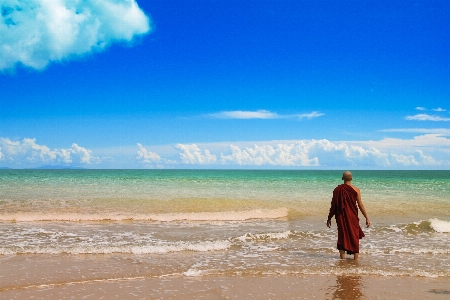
[1,170,448,220]
[0,170,449,280]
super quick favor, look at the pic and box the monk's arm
[356,190,370,227]
[326,195,336,228]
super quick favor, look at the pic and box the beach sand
[1,274,448,299]
[1,255,448,300]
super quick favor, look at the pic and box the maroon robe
[328,184,365,254]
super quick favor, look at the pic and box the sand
[1,251,448,299]
[1,274,448,299]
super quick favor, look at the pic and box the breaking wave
[0,240,232,255]
[0,208,289,222]
[399,219,450,234]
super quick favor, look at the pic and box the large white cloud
[0,0,151,70]
[217,141,391,167]
[5,135,447,169]
[172,135,450,168]
[0,137,97,166]
[132,134,450,169]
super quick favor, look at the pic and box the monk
[327,171,370,261]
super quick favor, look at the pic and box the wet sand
[1,273,448,299]
[0,256,450,300]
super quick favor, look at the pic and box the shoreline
[1,274,449,299]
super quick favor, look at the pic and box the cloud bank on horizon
[0,0,151,70]
[0,137,97,166]
[2,132,449,169]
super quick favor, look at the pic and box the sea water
[0,170,448,287]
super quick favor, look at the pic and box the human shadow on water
[325,260,364,300]
[330,275,364,300]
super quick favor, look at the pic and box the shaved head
[342,171,353,182]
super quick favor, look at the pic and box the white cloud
[3,135,448,169]
[294,111,325,119]
[433,107,447,112]
[0,0,151,70]
[70,142,95,164]
[208,110,279,119]
[175,136,450,168]
[357,134,450,151]
[136,143,160,163]
[220,143,319,166]
[207,110,324,120]
[405,114,450,122]
[0,137,97,166]
[415,107,426,111]
[176,144,217,164]
[379,128,450,135]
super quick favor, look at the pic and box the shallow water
[0,170,448,284]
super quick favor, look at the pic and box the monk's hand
[326,219,331,228]
[366,218,370,228]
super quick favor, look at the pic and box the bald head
[342,171,353,182]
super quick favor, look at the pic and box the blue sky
[1,0,449,169]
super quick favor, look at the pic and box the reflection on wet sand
[330,275,364,300]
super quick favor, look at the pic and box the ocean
[0,170,448,291]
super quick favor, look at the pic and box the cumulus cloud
[0,137,97,166]
[415,106,427,111]
[389,151,437,166]
[0,0,151,70]
[222,140,391,167]
[220,143,319,166]
[207,110,324,120]
[3,136,447,169]
[405,114,450,122]
[172,136,450,168]
[136,143,160,163]
[433,107,447,112]
[176,144,217,164]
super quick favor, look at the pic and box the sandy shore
[1,254,448,299]
[1,274,448,299]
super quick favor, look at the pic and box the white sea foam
[0,208,289,222]
[236,230,293,242]
[183,269,207,277]
[429,218,450,233]
[389,247,448,255]
[359,247,448,255]
[387,225,403,233]
[131,240,232,254]
[0,240,232,255]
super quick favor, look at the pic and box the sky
[1,0,449,169]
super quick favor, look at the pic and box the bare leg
[339,250,345,259]
[353,253,359,261]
